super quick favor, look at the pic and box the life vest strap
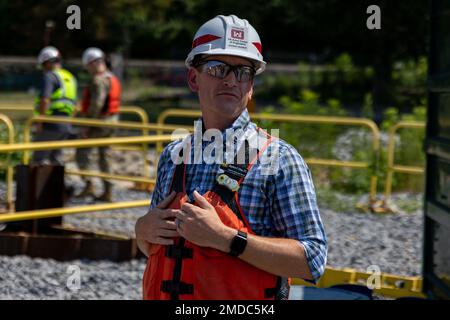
[165,245,193,259]
[161,280,194,295]
[264,288,276,298]
[264,277,290,300]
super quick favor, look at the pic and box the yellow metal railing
[0,104,148,125]
[383,121,426,204]
[0,104,153,181]
[0,134,187,218]
[22,116,191,184]
[157,109,381,203]
[292,266,425,299]
[0,113,15,211]
[0,104,147,121]
[0,199,150,223]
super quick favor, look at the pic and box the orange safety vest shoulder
[80,72,121,116]
[142,129,290,300]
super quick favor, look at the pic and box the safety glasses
[196,60,256,83]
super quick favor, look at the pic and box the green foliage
[382,106,426,192]
[315,187,361,213]
[255,53,427,112]
[361,93,374,119]
[259,89,348,160]
[0,124,24,181]
[257,88,426,195]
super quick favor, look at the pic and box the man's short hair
[191,54,206,67]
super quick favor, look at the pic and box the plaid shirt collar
[199,108,251,133]
[195,108,253,150]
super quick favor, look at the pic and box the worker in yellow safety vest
[32,46,77,165]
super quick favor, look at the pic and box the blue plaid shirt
[149,109,327,282]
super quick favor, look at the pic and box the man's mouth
[217,92,239,98]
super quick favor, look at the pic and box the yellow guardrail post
[383,121,425,208]
[120,106,150,189]
[0,113,15,212]
[157,108,381,209]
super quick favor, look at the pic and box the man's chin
[212,103,244,115]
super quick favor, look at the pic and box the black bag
[11,164,65,233]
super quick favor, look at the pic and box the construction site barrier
[22,116,191,185]
[0,199,150,223]
[0,114,14,211]
[0,133,187,213]
[292,266,425,299]
[0,104,151,169]
[383,121,426,204]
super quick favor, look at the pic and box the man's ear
[248,85,253,100]
[187,68,199,92]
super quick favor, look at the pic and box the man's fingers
[158,229,179,238]
[153,237,174,245]
[160,219,177,230]
[174,210,187,221]
[180,203,197,216]
[159,208,181,220]
[156,191,177,209]
[192,190,213,210]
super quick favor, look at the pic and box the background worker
[75,47,121,202]
[32,46,77,164]
[135,15,327,300]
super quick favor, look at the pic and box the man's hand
[135,191,180,256]
[175,190,235,252]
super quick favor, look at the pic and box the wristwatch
[229,230,248,257]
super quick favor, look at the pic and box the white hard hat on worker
[185,15,266,75]
[37,46,61,65]
[82,47,105,67]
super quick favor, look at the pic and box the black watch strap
[229,230,248,257]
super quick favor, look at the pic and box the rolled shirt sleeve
[269,142,327,282]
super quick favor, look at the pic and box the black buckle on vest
[161,280,193,295]
[165,245,193,259]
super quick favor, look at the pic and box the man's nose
[223,70,238,86]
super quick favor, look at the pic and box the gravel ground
[0,177,423,299]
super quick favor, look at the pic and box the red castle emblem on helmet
[231,28,244,39]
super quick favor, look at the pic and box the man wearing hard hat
[32,46,77,164]
[74,48,121,202]
[135,15,327,300]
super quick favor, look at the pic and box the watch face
[230,231,248,257]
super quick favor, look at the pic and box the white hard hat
[37,46,60,65]
[185,15,266,75]
[82,47,104,66]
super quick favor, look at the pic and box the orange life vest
[80,72,121,115]
[142,130,290,300]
